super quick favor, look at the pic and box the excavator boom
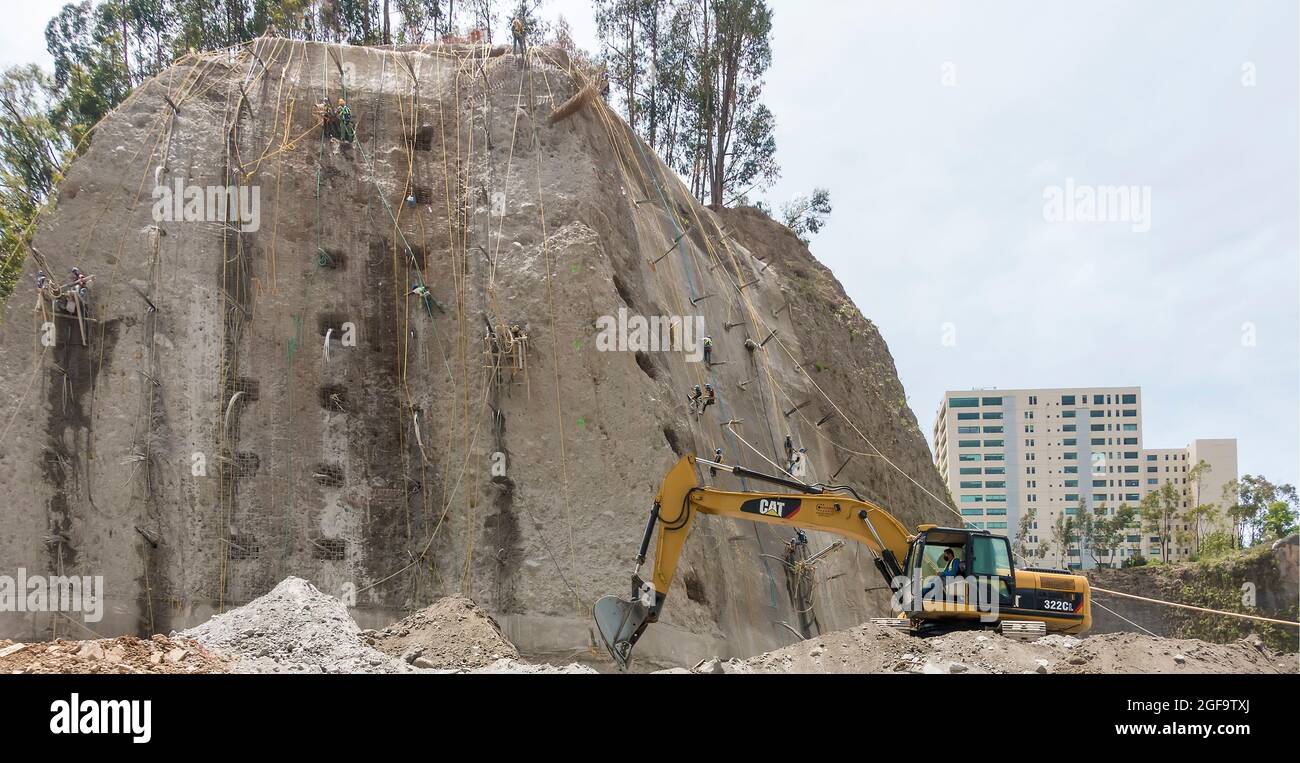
[593,454,912,669]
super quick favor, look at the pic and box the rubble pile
[0,636,228,674]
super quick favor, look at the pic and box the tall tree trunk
[647,1,659,150]
[384,0,391,43]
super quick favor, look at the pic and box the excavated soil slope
[0,40,953,667]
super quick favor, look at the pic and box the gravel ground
[664,620,1298,674]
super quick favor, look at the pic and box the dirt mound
[677,621,1297,674]
[365,596,520,670]
[0,636,228,674]
[179,577,412,674]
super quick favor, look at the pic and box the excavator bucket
[593,594,650,671]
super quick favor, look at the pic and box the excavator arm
[593,454,914,670]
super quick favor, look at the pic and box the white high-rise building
[932,387,1237,569]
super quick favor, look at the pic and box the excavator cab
[890,526,1031,636]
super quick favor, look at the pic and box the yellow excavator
[593,455,1091,670]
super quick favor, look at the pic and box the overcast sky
[4,1,1297,487]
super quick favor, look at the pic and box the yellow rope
[1091,585,1300,627]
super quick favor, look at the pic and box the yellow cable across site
[1090,586,1300,627]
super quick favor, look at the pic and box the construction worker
[923,547,964,598]
[709,448,723,478]
[336,98,354,142]
[783,435,794,465]
[788,447,806,474]
[319,100,339,140]
[688,384,703,413]
[510,16,527,56]
[71,267,90,297]
[414,284,448,313]
[701,335,713,365]
[701,383,716,412]
[34,271,54,312]
[744,338,758,353]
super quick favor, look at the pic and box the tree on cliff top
[595,0,779,209]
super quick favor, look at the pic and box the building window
[959,467,982,475]
[1122,409,1137,417]
[984,467,1005,475]
[982,397,1002,406]
[959,481,983,489]
[1062,410,1076,418]
[950,397,979,408]
[1063,424,1076,432]
[1122,394,1137,404]
[961,496,983,503]
[1064,480,1078,487]
[983,426,1003,434]
[985,454,1005,461]
[1123,424,1137,431]
[958,426,979,434]
[1061,395,1075,405]
[959,454,982,462]
[957,412,978,420]
[960,508,984,516]
[958,439,980,447]
[1063,453,1078,460]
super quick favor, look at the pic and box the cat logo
[740,497,801,519]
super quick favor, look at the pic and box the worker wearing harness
[319,100,339,140]
[336,98,354,142]
[511,16,527,56]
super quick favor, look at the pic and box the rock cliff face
[0,39,952,666]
